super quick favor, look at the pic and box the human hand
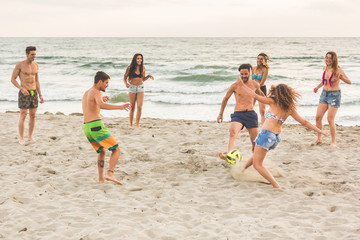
[313,87,318,93]
[120,103,131,111]
[125,83,130,88]
[103,96,109,102]
[39,95,44,104]
[337,72,343,79]
[20,87,29,96]
[147,75,154,80]
[217,115,223,123]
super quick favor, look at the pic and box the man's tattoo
[98,160,104,168]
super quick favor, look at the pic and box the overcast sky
[1,0,359,37]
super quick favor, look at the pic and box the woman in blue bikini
[238,82,329,188]
[123,53,154,128]
[252,53,270,124]
[312,51,351,146]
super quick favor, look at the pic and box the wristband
[219,114,223,116]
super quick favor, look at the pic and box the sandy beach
[0,112,359,240]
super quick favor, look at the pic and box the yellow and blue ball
[226,150,241,165]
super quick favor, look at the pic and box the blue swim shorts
[129,84,144,94]
[230,110,258,129]
[255,129,281,151]
[319,89,341,108]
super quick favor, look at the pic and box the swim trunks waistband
[84,119,102,124]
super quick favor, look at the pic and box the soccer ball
[226,150,241,165]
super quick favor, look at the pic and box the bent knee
[229,129,239,137]
[253,162,263,171]
[327,117,335,125]
[112,146,120,153]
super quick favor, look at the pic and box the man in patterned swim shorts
[11,46,44,145]
[82,71,130,185]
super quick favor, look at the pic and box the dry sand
[0,112,359,239]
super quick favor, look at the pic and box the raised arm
[290,109,328,136]
[239,78,274,105]
[95,91,130,111]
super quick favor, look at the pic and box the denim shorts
[255,129,281,151]
[129,84,144,94]
[319,89,341,108]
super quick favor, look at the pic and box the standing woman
[252,53,270,124]
[123,53,154,128]
[312,51,351,146]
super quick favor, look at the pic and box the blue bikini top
[253,73,263,80]
[133,72,142,78]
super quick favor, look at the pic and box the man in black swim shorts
[217,64,264,159]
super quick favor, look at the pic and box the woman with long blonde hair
[238,83,328,188]
[312,51,351,146]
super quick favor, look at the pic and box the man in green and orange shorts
[82,71,130,185]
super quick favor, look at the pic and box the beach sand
[0,112,359,239]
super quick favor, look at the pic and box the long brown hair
[268,84,300,113]
[128,53,144,80]
[326,51,338,76]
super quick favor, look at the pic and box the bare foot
[19,139,26,145]
[311,139,323,146]
[28,138,36,142]
[330,143,337,147]
[98,178,105,184]
[105,172,122,185]
[218,152,227,161]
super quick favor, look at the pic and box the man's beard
[242,77,249,83]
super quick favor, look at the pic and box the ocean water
[0,37,359,126]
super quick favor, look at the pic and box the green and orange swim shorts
[83,120,118,153]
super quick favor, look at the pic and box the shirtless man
[11,46,44,145]
[217,64,264,160]
[82,71,130,185]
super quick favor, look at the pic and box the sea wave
[170,74,234,82]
